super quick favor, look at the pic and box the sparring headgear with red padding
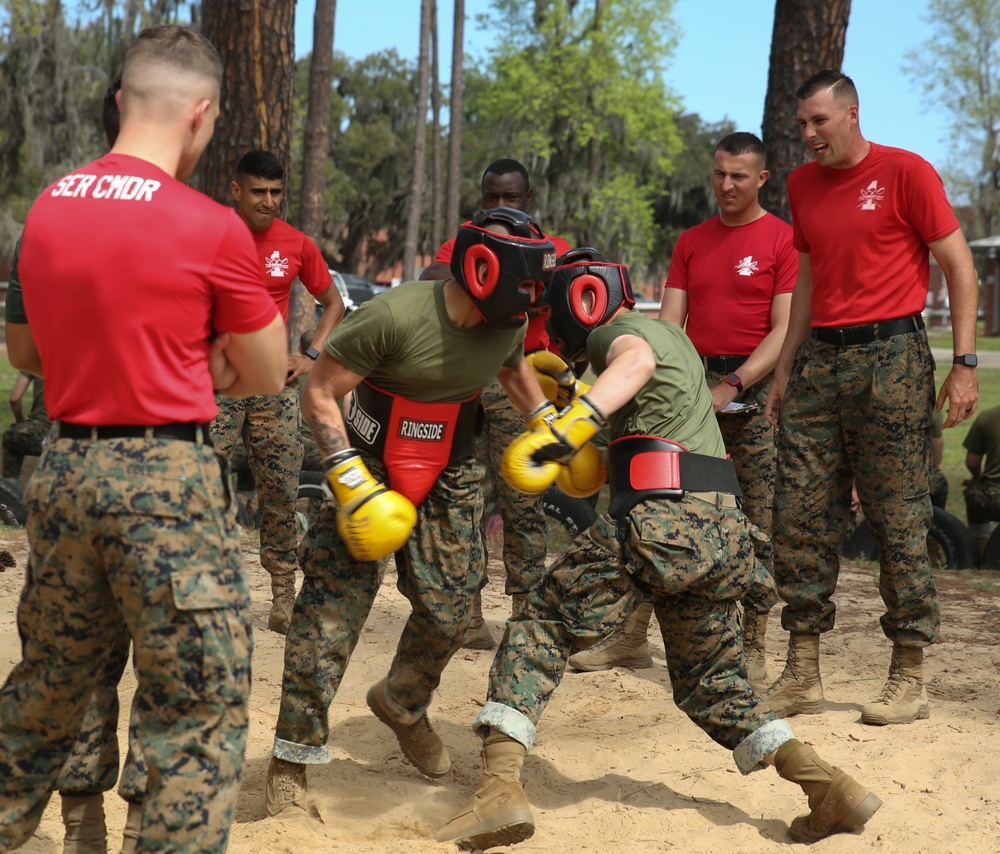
[450,207,557,329]
[544,247,636,361]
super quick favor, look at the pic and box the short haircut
[482,158,530,190]
[796,69,858,105]
[715,132,766,165]
[102,77,122,146]
[235,150,284,182]
[123,26,223,91]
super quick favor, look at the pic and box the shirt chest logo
[265,250,290,278]
[735,255,758,277]
[858,180,885,211]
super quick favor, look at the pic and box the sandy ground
[2,526,1000,854]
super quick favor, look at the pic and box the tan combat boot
[460,591,496,650]
[118,801,142,854]
[763,632,825,717]
[567,601,654,671]
[775,739,882,842]
[61,793,107,854]
[743,610,770,689]
[267,573,297,635]
[265,756,309,820]
[435,735,534,850]
[861,645,930,725]
[367,678,450,777]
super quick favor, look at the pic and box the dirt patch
[2,528,999,853]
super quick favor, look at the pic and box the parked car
[340,272,388,307]
[328,270,355,314]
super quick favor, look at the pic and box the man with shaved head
[0,25,286,853]
[763,70,978,727]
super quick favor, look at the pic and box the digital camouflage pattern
[274,453,485,763]
[707,367,778,616]
[212,384,303,581]
[478,377,547,596]
[0,436,251,853]
[2,419,51,480]
[963,476,1000,531]
[478,495,780,755]
[55,624,131,796]
[773,332,938,646]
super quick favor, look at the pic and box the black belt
[702,355,749,373]
[811,313,924,347]
[56,421,213,444]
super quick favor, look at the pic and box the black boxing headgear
[544,247,636,361]
[450,207,557,329]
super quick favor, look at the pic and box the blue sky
[295,0,950,170]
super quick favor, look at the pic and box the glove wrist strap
[323,448,360,470]
[579,393,607,425]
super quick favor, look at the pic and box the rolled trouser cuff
[733,718,796,775]
[474,702,536,751]
[273,736,329,765]
[381,679,430,724]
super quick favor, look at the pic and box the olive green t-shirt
[587,310,727,459]
[964,404,1000,481]
[325,279,526,403]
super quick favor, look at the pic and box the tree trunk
[760,0,851,222]
[293,0,337,344]
[403,0,433,282]
[430,0,443,251]
[199,0,296,205]
[445,0,465,237]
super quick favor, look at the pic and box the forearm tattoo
[308,413,349,460]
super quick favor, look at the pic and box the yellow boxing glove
[526,350,591,409]
[526,400,558,431]
[502,395,607,494]
[324,450,417,561]
[547,394,606,456]
[501,429,563,494]
[555,442,607,498]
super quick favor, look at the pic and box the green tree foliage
[904,0,1000,239]
[0,0,193,258]
[460,0,683,277]
[288,49,428,278]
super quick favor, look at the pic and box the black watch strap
[723,372,744,394]
[953,354,978,367]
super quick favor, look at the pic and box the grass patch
[938,365,1000,520]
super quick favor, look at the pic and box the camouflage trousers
[709,368,778,615]
[56,623,132,797]
[475,495,794,773]
[213,385,303,580]
[773,331,938,646]
[478,378,547,596]
[930,466,949,510]
[273,454,485,762]
[0,435,251,853]
[963,475,1000,532]
[2,419,50,479]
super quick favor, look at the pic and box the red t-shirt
[19,153,278,425]
[434,232,573,352]
[665,213,797,355]
[251,218,332,321]
[788,143,960,327]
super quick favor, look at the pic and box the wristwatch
[305,347,321,361]
[953,354,978,367]
[723,373,744,394]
